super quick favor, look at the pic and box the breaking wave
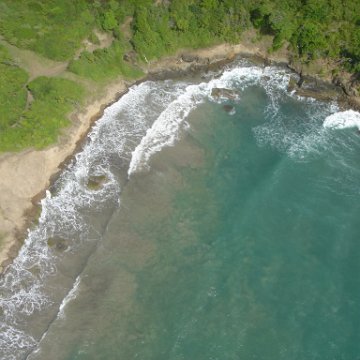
[323,110,360,130]
[128,64,293,176]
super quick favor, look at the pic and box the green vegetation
[131,0,360,72]
[0,76,85,152]
[0,45,28,131]
[0,0,95,61]
[1,0,359,69]
[89,31,101,46]
[248,0,360,70]
[0,0,136,61]
[131,1,251,59]
[68,40,143,82]
[0,0,359,153]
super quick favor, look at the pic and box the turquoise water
[2,62,360,359]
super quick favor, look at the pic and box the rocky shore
[0,40,359,273]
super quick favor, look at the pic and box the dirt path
[0,29,114,81]
[0,38,68,81]
[120,16,133,41]
[74,29,114,60]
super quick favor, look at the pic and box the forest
[0,0,359,151]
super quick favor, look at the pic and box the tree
[297,21,327,59]
[102,10,117,31]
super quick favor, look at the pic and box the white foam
[128,83,208,175]
[323,110,360,130]
[0,80,185,359]
[58,276,81,319]
[0,324,37,360]
[253,99,338,160]
[228,108,236,116]
[128,64,292,176]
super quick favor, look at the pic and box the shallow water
[1,60,360,360]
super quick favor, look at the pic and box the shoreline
[0,41,358,274]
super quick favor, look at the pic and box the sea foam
[323,110,360,130]
[128,64,292,176]
[58,276,81,319]
[0,80,185,359]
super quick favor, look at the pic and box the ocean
[1,59,360,360]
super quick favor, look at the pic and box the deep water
[2,61,360,360]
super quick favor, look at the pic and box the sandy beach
[0,37,357,273]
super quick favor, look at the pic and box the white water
[58,276,81,319]
[128,65,293,176]
[0,80,188,360]
[253,93,339,160]
[323,110,360,130]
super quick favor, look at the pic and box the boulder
[47,237,68,252]
[87,175,107,190]
[223,104,236,115]
[211,88,239,100]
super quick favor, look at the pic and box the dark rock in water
[47,237,68,252]
[47,237,57,247]
[87,175,107,190]
[181,53,198,63]
[56,241,68,252]
[223,104,236,115]
[28,265,41,276]
[211,88,239,100]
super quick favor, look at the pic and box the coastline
[0,40,358,274]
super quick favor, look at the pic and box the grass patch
[0,76,85,152]
[0,0,95,61]
[0,44,28,131]
[68,40,143,82]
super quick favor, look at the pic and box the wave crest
[323,110,360,130]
